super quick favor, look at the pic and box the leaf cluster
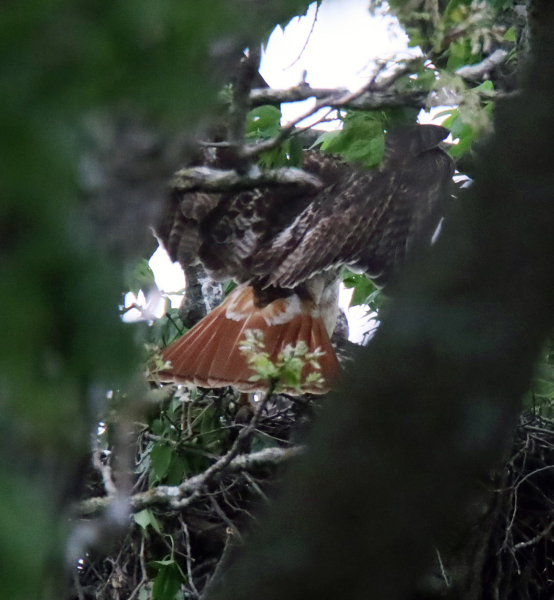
[245,105,303,168]
[313,107,419,168]
[240,329,326,393]
[436,79,495,157]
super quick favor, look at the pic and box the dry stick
[435,547,450,588]
[229,48,262,146]
[242,471,270,504]
[183,60,427,198]
[209,494,243,541]
[181,517,200,598]
[456,49,508,80]
[172,386,275,509]
[92,435,117,497]
[513,518,554,550]
[128,538,148,600]
[249,84,428,109]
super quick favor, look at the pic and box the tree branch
[74,445,305,517]
[249,85,428,110]
[456,49,508,81]
[171,165,323,193]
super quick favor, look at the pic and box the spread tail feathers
[159,284,339,394]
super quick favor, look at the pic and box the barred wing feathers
[156,125,453,394]
[252,125,454,288]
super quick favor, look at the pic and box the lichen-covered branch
[75,446,305,517]
[249,85,428,111]
[171,165,323,193]
[456,49,508,81]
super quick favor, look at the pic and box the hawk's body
[157,124,454,393]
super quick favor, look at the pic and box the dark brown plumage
[157,124,454,393]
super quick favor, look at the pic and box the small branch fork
[173,45,512,197]
[484,413,554,595]
[75,441,305,517]
[173,58,430,196]
[241,58,425,160]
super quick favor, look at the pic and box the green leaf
[448,133,475,158]
[134,509,162,534]
[405,27,425,49]
[366,135,385,167]
[433,109,456,121]
[223,280,238,296]
[473,80,494,93]
[288,135,303,167]
[134,509,152,530]
[446,39,481,71]
[151,560,176,568]
[258,144,288,168]
[245,105,281,140]
[165,454,187,486]
[151,419,165,437]
[316,111,391,168]
[342,270,364,289]
[311,130,340,150]
[125,259,156,296]
[442,111,468,139]
[152,563,184,600]
[149,443,173,483]
[503,26,516,43]
[350,275,377,307]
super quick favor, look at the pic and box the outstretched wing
[251,125,454,288]
[158,125,454,291]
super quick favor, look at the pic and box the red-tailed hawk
[156,124,454,394]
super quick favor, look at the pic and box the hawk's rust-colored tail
[159,284,339,394]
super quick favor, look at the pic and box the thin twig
[242,59,424,160]
[513,518,554,550]
[209,494,243,541]
[284,3,319,70]
[242,471,270,504]
[127,538,148,600]
[435,547,450,587]
[181,517,200,598]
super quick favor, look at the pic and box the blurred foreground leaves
[0,1,311,598]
